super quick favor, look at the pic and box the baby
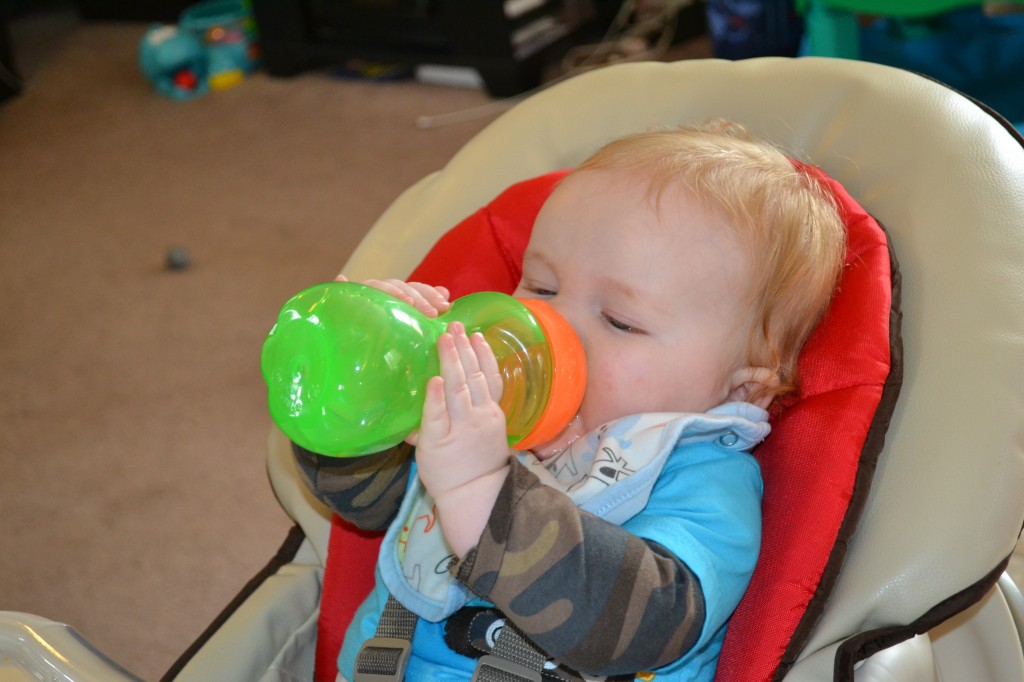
[292,120,846,681]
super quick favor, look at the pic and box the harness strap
[472,620,546,682]
[355,595,547,682]
[353,596,417,681]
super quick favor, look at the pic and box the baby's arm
[454,459,734,676]
[292,442,413,531]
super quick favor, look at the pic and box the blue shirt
[339,412,764,680]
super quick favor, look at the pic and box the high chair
[3,56,1024,682]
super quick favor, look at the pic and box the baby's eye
[603,313,643,334]
[529,287,557,297]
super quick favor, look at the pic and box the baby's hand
[335,274,450,318]
[416,321,507,497]
[415,322,510,555]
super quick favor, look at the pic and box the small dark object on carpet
[166,246,191,271]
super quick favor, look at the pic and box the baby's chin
[528,414,587,461]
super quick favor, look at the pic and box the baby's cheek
[579,360,637,427]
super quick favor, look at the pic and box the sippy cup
[261,281,586,457]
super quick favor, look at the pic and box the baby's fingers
[407,282,451,316]
[363,279,449,317]
[438,331,473,418]
[449,323,494,407]
[362,279,416,306]
[470,332,503,402]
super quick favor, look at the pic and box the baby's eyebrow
[600,276,670,318]
[520,251,553,273]
[599,276,643,303]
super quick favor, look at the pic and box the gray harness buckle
[471,654,543,682]
[353,637,412,682]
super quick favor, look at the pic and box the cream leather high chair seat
[3,56,1023,682]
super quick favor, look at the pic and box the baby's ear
[726,367,779,410]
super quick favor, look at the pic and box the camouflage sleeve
[454,457,706,676]
[291,442,413,532]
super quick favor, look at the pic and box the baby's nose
[546,305,592,373]
[548,301,584,343]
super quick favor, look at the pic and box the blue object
[139,24,209,100]
[859,8,1024,134]
[798,4,1024,135]
[139,0,259,100]
[706,0,805,59]
[180,0,259,91]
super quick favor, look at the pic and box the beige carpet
[0,21,500,680]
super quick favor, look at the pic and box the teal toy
[180,0,260,91]
[139,0,259,100]
[139,24,209,100]
[261,282,587,457]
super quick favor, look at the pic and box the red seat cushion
[716,163,900,681]
[314,167,900,682]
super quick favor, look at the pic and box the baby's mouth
[529,414,586,460]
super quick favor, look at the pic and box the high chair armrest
[927,580,1024,681]
[999,572,1024,651]
[0,611,143,681]
[852,635,937,682]
[170,560,322,682]
[786,581,1024,682]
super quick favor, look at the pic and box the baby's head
[579,120,847,402]
[516,121,846,455]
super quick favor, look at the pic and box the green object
[804,2,862,58]
[797,0,1024,59]
[261,282,585,457]
[794,0,1020,18]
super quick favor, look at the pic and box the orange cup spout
[513,298,587,451]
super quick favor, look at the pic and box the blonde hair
[574,120,846,403]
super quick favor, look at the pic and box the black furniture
[0,9,20,102]
[251,0,617,97]
[76,0,193,21]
